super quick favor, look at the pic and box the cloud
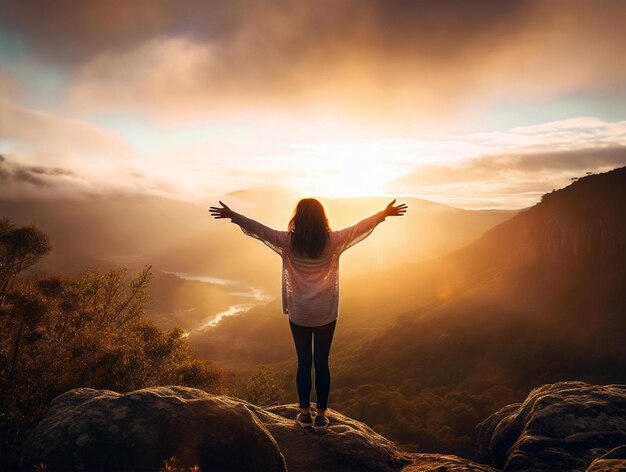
[389,146,626,209]
[0,102,132,160]
[0,71,18,98]
[5,0,625,119]
[0,152,186,200]
[393,146,626,185]
[4,0,528,63]
[0,154,77,189]
[0,104,185,199]
[69,38,221,117]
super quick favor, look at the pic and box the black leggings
[289,319,336,410]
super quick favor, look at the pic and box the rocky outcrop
[21,386,496,472]
[586,445,626,472]
[20,387,287,472]
[253,404,497,472]
[477,381,626,472]
[475,402,521,463]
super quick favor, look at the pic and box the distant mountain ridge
[0,187,514,281]
[0,188,515,331]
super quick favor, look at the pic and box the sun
[283,142,402,199]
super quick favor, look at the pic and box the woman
[209,198,407,430]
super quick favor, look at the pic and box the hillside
[330,166,626,455]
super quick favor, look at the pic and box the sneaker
[313,414,330,431]
[296,411,313,428]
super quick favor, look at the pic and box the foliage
[0,219,224,471]
[0,218,50,305]
[331,382,518,457]
[160,457,200,472]
[236,364,285,406]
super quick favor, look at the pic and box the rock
[250,403,409,472]
[21,387,496,472]
[20,386,287,472]
[250,404,498,472]
[401,454,498,472]
[475,402,521,463]
[586,445,626,472]
[476,381,626,472]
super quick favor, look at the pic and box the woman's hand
[383,199,408,217]
[209,201,235,220]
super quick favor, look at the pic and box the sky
[1,0,626,209]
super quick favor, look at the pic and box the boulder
[21,387,496,472]
[253,404,409,472]
[401,454,498,472]
[586,445,626,472]
[476,381,626,472]
[20,386,287,472]
[475,402,521,463]
[254,404,497,471]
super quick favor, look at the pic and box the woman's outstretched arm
[209,201,286,254]
[383,199,408,218]
[335,199,407,252]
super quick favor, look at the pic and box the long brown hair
[288,198,330,258]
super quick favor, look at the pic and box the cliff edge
[20,386,494,472]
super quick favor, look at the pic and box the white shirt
[230,211,387,327]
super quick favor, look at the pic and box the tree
[0,224,51,305]
[5,289,47,386]
[0,219,225,470]
[240,365,285,406]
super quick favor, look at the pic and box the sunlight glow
[283,143,402,198]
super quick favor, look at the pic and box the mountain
[345,165,626,330]
[327,166,626,455]
[325,166,626,375]
[0,188,514,330]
